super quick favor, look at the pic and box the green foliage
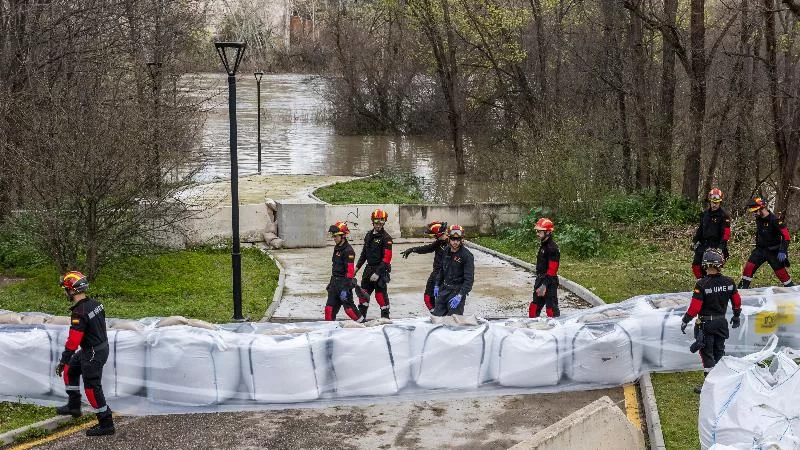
[0,401,55,434]
[0,247,279,323]
[0,221,48,274]
[603,190,701,225]
[314,170,425,205]
[497,208,602,258]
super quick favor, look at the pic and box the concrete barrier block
[325,204,401,238]
[508,396,645,450]
[276,201,327,248]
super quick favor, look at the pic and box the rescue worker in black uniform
[530,218,561,318]
[401,221,448,313]
[738,197,795,289]
[691,188,731,279]
[355,209,393,319]
[433,225,474,316]
[55,271,115,436]
[680,248,742,394]
[325,221,365,322]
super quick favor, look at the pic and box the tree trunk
[681,0,706,200]
[656,0,678,193]
[731,0,756,205]
[630,10,651,189]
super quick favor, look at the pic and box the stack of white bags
[0,284,797,416]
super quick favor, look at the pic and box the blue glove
[449,294,462,309]
[339,290,348,301]
[433,285,439,297]
[778,252,787,263]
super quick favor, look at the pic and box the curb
[463,240,606,307]
[0,415,70,446]
[256,244,286,322]
[639,372,667,450]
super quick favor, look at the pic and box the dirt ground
[33,388,625,450]
[269,240,591,322]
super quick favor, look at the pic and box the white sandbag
[726,295,778,357]
[0,326,56,396]
[641,306,701,369]
[699,337,800,449]
[566,315,642,385]
[493,324,562,388]
[19,312,50,325]
[105,329,146,397]
[0,312,22,324]
[416,324,488,390]
[146,326,241,406]
[330,325,413,396]
[241,333,320,403]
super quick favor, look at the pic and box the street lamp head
[146,62,162,79]
[254,71,264,83]
[214,41,247,76]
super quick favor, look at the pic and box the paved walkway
[32,389,625,450]
[269,240,590,322]
[176,174,354,207]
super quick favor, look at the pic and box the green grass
[0,401,55,434]
[314,171,424,204]
[0,246,279,323]
[650,371,705,450]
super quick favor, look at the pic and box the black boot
[358,304,368,319]
[738,279,750,289]
[693,385,703,394]
[86,413,115,437]
[55,404,82,418]
[786,281,796,287]
[380,309,390,319]
[56,394,82,418]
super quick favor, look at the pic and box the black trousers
[531,276,560,318]
[360,265,390,313]
[325,277,360,321]
[695,318,728,371]
[423,270,439,311]
[433,287,466,316]
[64,345,111,418]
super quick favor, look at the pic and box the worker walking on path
[681,248,742,394]
[355,209,393,319]
[401,221,449,313]
[738,197,795,288]
[530,218,561,318]
[691,188,731,279]
[325,221,365,322]
[433,225,474,316]
[55,271,115,436]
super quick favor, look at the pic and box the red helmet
[426,221,448,238]
[708,188,724,203]
[60,271,89,293]
[371,209,388,223]
[328,221,350,236]
[746,197,766,213]
[447,224,464,238]
[534,218,554,232]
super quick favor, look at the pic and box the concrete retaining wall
[176,201,530,248]
[508,396,645,450]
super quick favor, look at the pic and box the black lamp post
[254,71,264,174]
[146,61,162,195]
[214,41,247,322]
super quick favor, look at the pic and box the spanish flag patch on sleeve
[693,289,700,294]
[71,319,80,325]
[348,255,354,259]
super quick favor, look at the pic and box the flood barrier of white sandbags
[1,286,800,414]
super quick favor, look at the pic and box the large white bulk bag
[329,325,413,397]
[641,306,701,370]
[0,326,55,397]
[566,310,642,385]
[416,324,488,390]
[492,320,562,387]
[105,329,146,397]
[726,295,778,357]
[146,326,241,406]
[699,337,800,449]
[241,333,320,403]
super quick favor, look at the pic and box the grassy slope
[0,247,279,323]
[314,174,424,205]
